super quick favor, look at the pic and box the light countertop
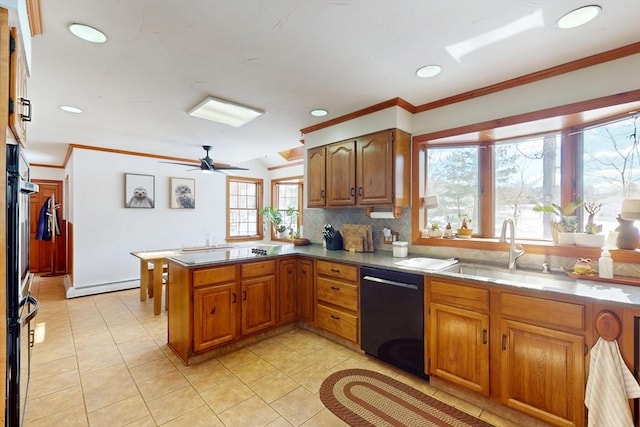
[164,243,640,308]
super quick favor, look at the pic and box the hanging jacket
[36,197,51,240]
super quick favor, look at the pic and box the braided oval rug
[320,369,494,427]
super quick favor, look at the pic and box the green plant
[260,207,286,233]
[284,206,299,232]
[533,200,583,232]
[430,221,441,230]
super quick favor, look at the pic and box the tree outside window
[582,114,640,235]
[427,146,479,231]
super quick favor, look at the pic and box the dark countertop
[166,243,640,307]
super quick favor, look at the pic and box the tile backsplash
[303,208,640,278]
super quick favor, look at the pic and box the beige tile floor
[23,274,524,427]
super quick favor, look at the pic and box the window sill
[414,236,639,264]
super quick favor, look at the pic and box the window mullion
[480,144,493,237]
[561,129,581,224]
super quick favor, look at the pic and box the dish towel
[585,337,640,426]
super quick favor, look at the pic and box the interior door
[30,180,66,274]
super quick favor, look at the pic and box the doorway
[30,180,66,275]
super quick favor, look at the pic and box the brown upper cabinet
[8,27,30,146]
[307,128,411,209]
[307,145,327,207]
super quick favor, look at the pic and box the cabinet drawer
[316,260,358,282]
[316,304,358,342]
[241,260,276,278]
[193,265,236,287]
[317,277,358,311]
[430,280,489,312]
[501,293,585,332]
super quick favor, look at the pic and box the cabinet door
[307,146,326,207]
[356,130,393,205]
[9,27,28,145]
[429,303,489,395]
[296,259,314,322]
[326,140,356,206]
[242,274,277,335]
[193,283,238,352]
[500,319,585,426]
[279,259,296,324]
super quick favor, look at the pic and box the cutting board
[342,224,374,252]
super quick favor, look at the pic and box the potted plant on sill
[533,200,583,244]
[456,214,473,238]
[261,206,300,239]
[428,221,443,238]
[284,206,300,239]
[575,201,605,247]
[260,207,287,238]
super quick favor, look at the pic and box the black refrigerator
[6,143,39,426]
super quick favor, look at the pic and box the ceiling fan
[161,145,249,174]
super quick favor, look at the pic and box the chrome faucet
[500,218,525,270]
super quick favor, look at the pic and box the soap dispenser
[598,247,613,279]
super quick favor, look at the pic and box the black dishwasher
[360,266,426,378]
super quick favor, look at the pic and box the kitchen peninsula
[165,243,640,427]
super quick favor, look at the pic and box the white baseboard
[64,276,139,298]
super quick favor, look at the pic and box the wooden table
[131,249,181,315]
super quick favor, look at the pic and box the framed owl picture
[170,177,196,209]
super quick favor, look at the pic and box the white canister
[392,241,408,257]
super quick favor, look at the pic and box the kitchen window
[270,176,303,240]
[226,176,263,241]
[581,116,640,234]
[426,145,480,232]
[418,92,640,252]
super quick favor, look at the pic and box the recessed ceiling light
[60,105,84,114]
[310,109,328,117]
[188,95,264,127]
[557,5,601,29]
[69,23,107,43]
[416,65,442,78]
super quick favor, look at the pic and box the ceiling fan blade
[213,163,249,171]
[160,147,249,173]
[160,161,201,168]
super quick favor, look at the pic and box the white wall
[30,165,65,181]
[62,148,269,295]
[411,54,640,135]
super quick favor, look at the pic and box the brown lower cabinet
[240,261,277,335]
[296,258,315,322]
[168,257,315,365]
[429,280,490,395]
[314,260,360,343]
[427,278,589,427]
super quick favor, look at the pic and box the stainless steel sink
[394,257,459,271]
[441,263,575,289]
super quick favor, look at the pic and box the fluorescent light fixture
[557,5,601,29]
[60,105,84,114]
[416,65,442,78]
[310,109,328,117]
[446,10,544,61]
[188,96,264,127]
[68,23,107,43]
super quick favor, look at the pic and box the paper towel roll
[369,211,395,219]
